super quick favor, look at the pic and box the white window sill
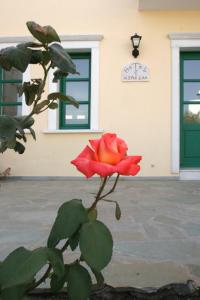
[43,129,104,134]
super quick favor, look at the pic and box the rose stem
[28,264,52,291]
[98,173,120,200]
[29,175,115,291]
[88,176,108,211]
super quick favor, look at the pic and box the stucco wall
[1,0,200,177]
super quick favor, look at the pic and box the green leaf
[48,92,79,108]
[7,137,16,149]
[0,247,31,288]
[42,51,51,65]
[50,263,69,293]
[26,21,60,44]
[49,43,77,74]
[47,199,87,248]
[0,247,64,289]
[29,50,43,64]
[0,116,18,153]
[0,116,17,139]
[20,82,40,106]
[91,268,104,287]
[47,248,64,278]
[1,285,27,300]
[79,220,113,271]
[29,128,36,140]
[17,42,43,49]
[14,142,25,154]
[0,141,8,153]
[87,208,97,221]
[53,69,69,83]
[115,202,121,220]
[0,46,31,72]
[50,273,65,293]
[48,102,58,110]
[35,100,50,113]
[67,263,92,300]
[14,116,35,130]
[69,231,80,251]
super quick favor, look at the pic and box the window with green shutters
[59,53,91,129]
[0,68,22,116]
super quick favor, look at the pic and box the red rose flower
[71,133,142,178]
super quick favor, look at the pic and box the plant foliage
[0,22,128,300]
[0,21,79,154]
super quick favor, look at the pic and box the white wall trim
[168,33,200,174]
[0,35,103,44]
[47,40,102,131]
[139,0,200,11]
[168,33,200,40]
[180,169,200,180]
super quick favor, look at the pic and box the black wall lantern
[130,33,142,58]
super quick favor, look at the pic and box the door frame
[168,33,200,175]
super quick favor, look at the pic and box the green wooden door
[180,52,200,167]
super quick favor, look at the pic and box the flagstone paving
[1,179,200,288]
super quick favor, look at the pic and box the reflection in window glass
[4,69,22,81]
[184,82,200,102]
[184,104,200,124]
[66,82,89,101]
[2,83,22,103]
[65,104,88,126]
[59,53,91,129]
[184,60,200,80]
[2,105,22,116]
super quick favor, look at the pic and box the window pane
[64,104,89,126]
[184,82,200,102]
[3,68,22,81]
[184,60,200,79]
[1,105,22,116]
[66,82,89,101]
[68,58,90,79]
[184,104,200,124]
[2,83,22,103]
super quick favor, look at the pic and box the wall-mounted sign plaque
[122,62,150,82]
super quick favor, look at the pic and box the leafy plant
[0,22,142,300]
[0,21,79,154]
[0,132,141,300]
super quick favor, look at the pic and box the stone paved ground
[1,179,200,288]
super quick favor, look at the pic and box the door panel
[180,52,200,167]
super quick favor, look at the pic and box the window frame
[0,42,30,116]
[59,52,91,130]
[47,39,102,133]
[0,68,23,116]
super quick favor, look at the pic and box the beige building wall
[1,0,200,177]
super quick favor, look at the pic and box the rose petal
[90,160,116,177]
[116,138,128,158]
[98,137,121,165]
[128,164,141,176]
[71,146,97,178]
[127,156,142,164]
[103,133,118,153]
[89,138,100,161]
[74,145,96,161]
[71,158,95,178]
[89,138,100,152]
[116,156,142,176]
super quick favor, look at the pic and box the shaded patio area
[1,179,200,288]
